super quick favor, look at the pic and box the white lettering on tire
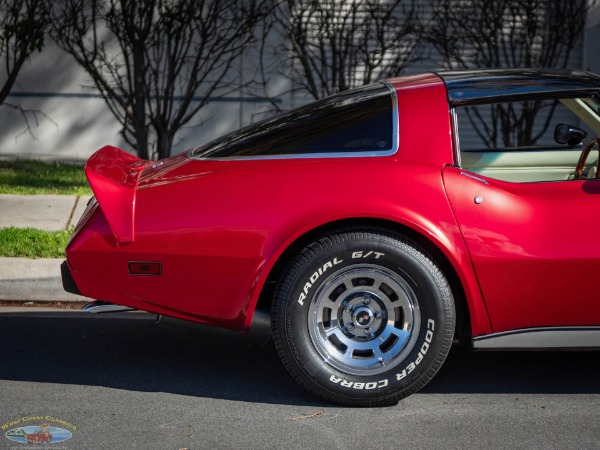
[396,319,435,381]
[329,375,389,389]
[351,251,385,259]
[297,257,343,305]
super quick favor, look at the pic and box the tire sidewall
[281,233,451,401]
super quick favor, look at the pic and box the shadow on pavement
[1,310,599,406]
[0,311,317,407]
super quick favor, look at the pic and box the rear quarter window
[192,83,396,158]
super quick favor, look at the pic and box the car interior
[457,97,600,182]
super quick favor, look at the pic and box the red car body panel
[444,166,600,332]
[65,73,493,336]
[66,70,600,344]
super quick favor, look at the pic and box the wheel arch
[251,217,473,344]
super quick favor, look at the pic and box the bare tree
[426,0,594,147]
[273,0,421,100]
[0,0,47,105]
[0,0,50,138]
[51,0,270,159]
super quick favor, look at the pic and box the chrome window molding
[450,107,461,167]
[189,81,399,162]
[459,171,489,185]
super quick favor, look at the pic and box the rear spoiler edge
[85,146,149,243]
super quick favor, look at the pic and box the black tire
[272,228,455,406]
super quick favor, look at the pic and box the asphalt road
[1,308,599,450]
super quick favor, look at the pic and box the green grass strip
[0,160,92,195]
[0,227,72,258]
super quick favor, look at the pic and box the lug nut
[345,304,353,313]
[378,357,384,365]
[375,311,383,320]
[365,327,373,336]
[346,323,354,331]
[363,297,371,305]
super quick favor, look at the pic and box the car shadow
[1,311,599,407]
[424,345,600,395]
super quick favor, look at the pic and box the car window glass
[456,97,600,183]
[191,83,394,158]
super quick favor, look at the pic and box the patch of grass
[0,227,72,258]
[0,160,92,195]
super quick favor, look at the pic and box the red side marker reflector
[128,261,162,276]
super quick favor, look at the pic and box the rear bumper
[61,260,82,296]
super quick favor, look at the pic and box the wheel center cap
[353,307,374,328]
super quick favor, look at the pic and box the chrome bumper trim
[473,326,600,349]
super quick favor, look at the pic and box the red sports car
[62,69,600,406]
[26,431,52,444]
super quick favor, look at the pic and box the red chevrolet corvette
[62,69,600,406]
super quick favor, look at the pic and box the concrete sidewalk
[0,194,93,302]
[0,194,92,231]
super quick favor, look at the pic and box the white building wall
[0,39,124,160]
[585,3,600,74]
[0,2,597,161]
[0,35,290,160]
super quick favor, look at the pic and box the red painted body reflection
[64,70,600,343]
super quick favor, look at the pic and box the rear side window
[191,83,395,158]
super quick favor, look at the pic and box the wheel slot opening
[394,306,404,328]
[379,282,399,301]
[352,348,374,359]
[323,307,332,328]
[352,277,375,287]
[328,333,348,354]
[329,285,347,301]
[380,334,398,353]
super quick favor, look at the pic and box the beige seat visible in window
[461,149,592,183]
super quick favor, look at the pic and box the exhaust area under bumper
[61,260,82,296]
[83,301,135,313]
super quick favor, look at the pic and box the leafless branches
[0,0,51,139]
[274,0,421,100]
[3,101,58,142]
[428,0,591,71]
[51,0,270,159]
[427,0,594,147]
[0,0,47,105]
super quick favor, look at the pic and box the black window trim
[189,80,399,161]
[437,69,600,107]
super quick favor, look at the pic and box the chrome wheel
[308,264,421,376]
[273,229,455,406]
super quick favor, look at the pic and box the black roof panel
[436,69,600,106]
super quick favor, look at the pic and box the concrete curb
[0,194,93,303]
[0,257,90,302]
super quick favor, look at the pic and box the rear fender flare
[244,214,492,338]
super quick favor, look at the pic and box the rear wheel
[272,229,455,406]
